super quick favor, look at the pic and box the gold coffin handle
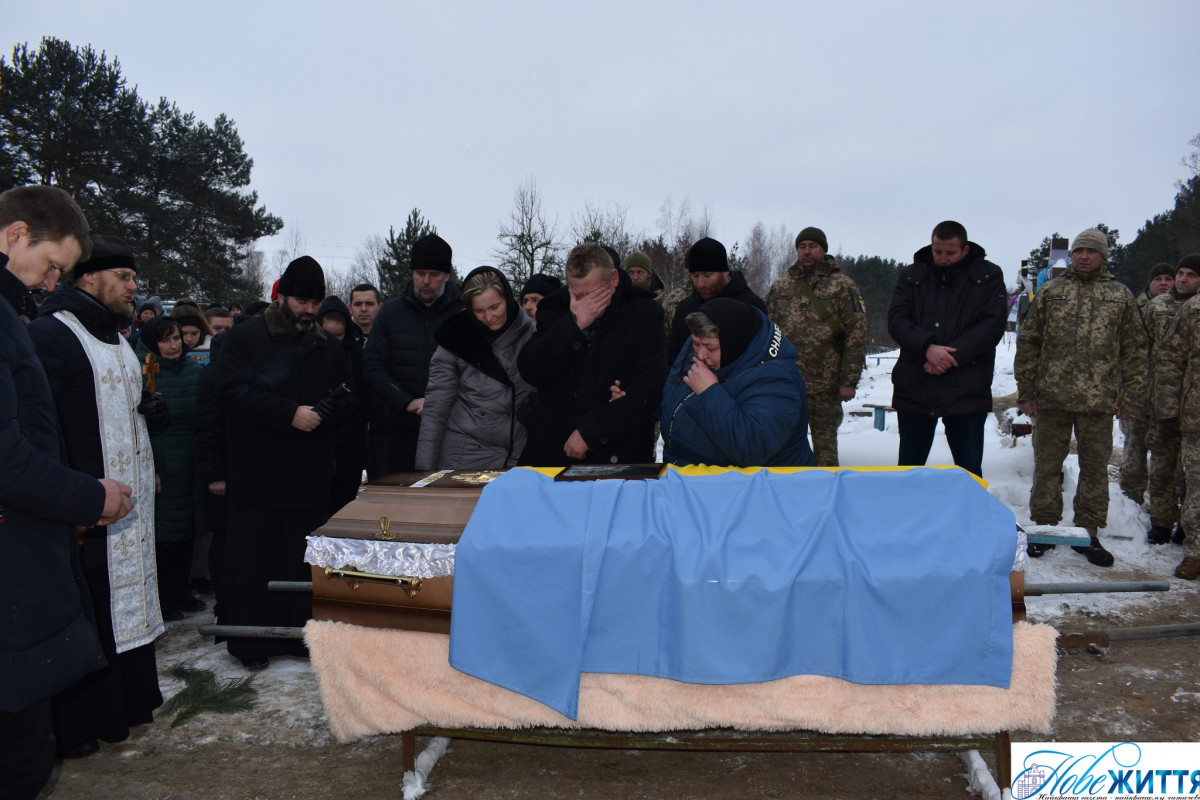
[324,567,423,598]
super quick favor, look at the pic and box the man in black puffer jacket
[362,234,463,475]
[887,220,1008,477]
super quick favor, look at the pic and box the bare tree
[493,177,564,287]
[272,222,308,283]
[569,200,639,258]
[654,196,713,291]
[350,234,389,287]
[1182,132,1200,179]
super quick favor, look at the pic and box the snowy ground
[142,328,1195,753]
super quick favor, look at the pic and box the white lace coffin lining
[305,535,456,579]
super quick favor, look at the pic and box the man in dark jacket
[518,242,666,466]
[660,299,815,468]
[0,186,133,800]
[28,234,166,761]
[318,294,369,513]
[666,237,767,364]
[216,256,349,669]
[362,234,463,476]
[888,221,1007,477]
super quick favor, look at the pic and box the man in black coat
[216,256,349,670]
[362,234,463,476]
[29,234,167,761]
[666,237,768,365]
[887,220,1008,477]
[0,186,134,799]
[518,242,666,466]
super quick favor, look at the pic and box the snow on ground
[152,328,1196,744]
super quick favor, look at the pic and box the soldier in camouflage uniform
[1144,257,1200,544]
[1153,253,1200,580]
[661,283,690,332]
[765,226,866,466]
[1119,262,1175,502]
[1015,228,1148,567]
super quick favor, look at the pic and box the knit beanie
[623,251,652,272]
[1146,263,1175,286]
[685,237,729,273]
[277,255,326,300]
[520,273,562,299]
[1178,254,1200,274]
[1070,229,1109,260]
[72,233,136,277]
[411,233,453,273]
[794,227,828,252]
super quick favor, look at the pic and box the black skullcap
[72,233,136,277]
[1149,263,1175,281]
[520,273,562,298]
[411,233,453,273]
[699,298,761,368]
[277,255,326,301]
[685,237,729,273]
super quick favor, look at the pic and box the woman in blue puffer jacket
[659,298,816,468]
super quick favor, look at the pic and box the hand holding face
[683,357,718,394]
[570,284,613,330]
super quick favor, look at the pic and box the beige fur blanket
[305,620,1057,744]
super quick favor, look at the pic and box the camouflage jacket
[661,284,691,331]
[1014,266,1147,414]
[765,256,866,394]
[1153,293,1200,431]
[1144,289,1190,413]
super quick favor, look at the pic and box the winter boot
[1027,543,1055,557]
[1072,535,1114,568]
[1147,525,1172,545]
[1174,557,1200,581]
[1173,525,1186,545]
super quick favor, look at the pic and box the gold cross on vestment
[141,354,159,393]
[113,532,136,556]
[109,450,132,473]
[100,367,121,392]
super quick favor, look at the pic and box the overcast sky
[9,1,1200,291]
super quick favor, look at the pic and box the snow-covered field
[150,328,1196,746]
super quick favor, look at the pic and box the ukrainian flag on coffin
[449,466,1016,719]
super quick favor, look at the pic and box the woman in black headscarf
[415,267,537,469]
[659,297,816,468]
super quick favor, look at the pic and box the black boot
[1173,525,1186,545]
[1027,543,1055,557]
[1147,525,1172,545]
[1072,536,1114,567]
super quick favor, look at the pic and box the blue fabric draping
[448,467,1016,719]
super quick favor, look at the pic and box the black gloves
[138,390,170,434]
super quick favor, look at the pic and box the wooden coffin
[308,469,1028,633]
[308,471,495,634]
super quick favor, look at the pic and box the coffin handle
[324,567,423,598]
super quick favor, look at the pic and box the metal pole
[1106,622,1200,642]
[197,624,305,640]
[268,581,314,593]
[1025,580,1169,596]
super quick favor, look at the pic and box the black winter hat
[411,233,453,273]
[1149,263,1175,282]
[520,273,563,298]
[72,233,136,277]
[685,237,729,273]
[1177,254,1200,275]
[277,255,326,301]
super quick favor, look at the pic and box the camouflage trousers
[1178,435,1200,558]
[1029,409,1113,531]
[807,390,843,467]
[1118,416,1148,501]
[1148,419,1184,528]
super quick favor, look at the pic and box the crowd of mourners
[3,183,1199,799]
